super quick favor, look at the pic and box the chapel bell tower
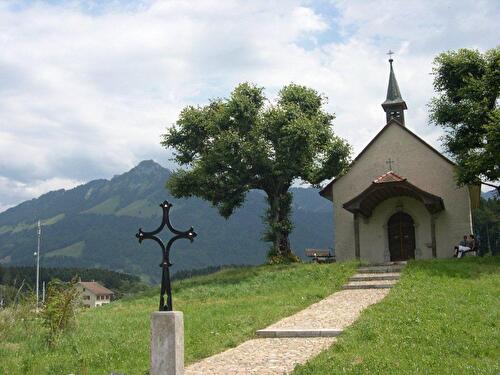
[381,54,407,126]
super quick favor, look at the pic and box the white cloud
[292,6,329,32]
[0,175,83,212]
[0,0,498,211]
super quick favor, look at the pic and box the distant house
[77,281,114,308]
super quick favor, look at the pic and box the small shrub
[41,278,81,346]
[268,252,301,264]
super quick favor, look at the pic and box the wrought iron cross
[135,201,197,311]
[386,158,395,170]
[387,50,394,58]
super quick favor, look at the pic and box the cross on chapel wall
[386,157,395,171]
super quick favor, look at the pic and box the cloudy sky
[0,0,499,212]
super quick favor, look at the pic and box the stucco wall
[77,284,95,307]
[330,122,472,262]
[94,295,110,307]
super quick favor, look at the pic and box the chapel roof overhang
[342,171,445,218]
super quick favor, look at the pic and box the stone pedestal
[151,311,184,375]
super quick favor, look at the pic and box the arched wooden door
[388,212,415,261]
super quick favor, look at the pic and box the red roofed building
[77,281,114,308]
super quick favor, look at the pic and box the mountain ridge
[0,160,333,282]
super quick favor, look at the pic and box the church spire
[381,52,407,126]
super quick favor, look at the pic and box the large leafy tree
[162,83,351,262]
[429,47,499,188]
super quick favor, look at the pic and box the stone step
[351,272,401,277]
[342,284,394,290]
[347,279,397,286]
[357,266,403,274]
[368,261,407,266]
[255,328,343,338]
[349,274,400,282]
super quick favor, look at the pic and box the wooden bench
[457,243,479,258]
[305,248,335,263]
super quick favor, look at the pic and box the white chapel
[320,57,479,263]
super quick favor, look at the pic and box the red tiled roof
[373,171,406,184]
[78,281,114,296]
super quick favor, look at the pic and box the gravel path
[265,289,389,330]
[184,273,395,375]
[185,338,336,375]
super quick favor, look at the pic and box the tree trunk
[265,191,294,261]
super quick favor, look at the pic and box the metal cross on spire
[387,50,395,59]
[135,201,197,311]
[386,158,395,171]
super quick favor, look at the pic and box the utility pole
[35,220,41,311]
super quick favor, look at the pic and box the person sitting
[455,234,477,258]
[467,234,479,256]
[454,235,469,257]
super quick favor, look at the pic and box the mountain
[482,189,499,200]
[0,161,333,282]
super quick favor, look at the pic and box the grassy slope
[0,213,65,235]
[293,257,500,375]
[0,261,357,375]
[45,241,85,258]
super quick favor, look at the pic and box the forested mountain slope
[0,161,332,281]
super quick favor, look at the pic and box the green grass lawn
[0,261,357,375]
[293,257,500,375]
